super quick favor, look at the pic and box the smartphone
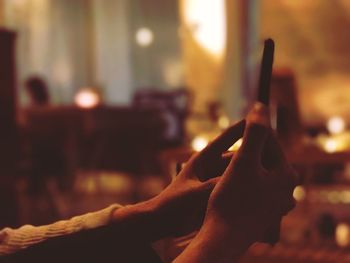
[257,38,275,106]
[223,38,275,157]
[258,39,280,245]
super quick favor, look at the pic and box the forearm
[112,198,170,243]
[2,202,164,262]
[1,224,163,263]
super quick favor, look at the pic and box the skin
[2,103,296,263]
[2,118,249,263]
[112,119,246,242]
[112,103,296,262]
[174,103,296,263]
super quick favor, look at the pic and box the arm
[0,204,120,255]
[173,218,255,263]
[1,121,246,259]
[110,120,246,243]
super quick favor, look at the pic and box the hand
[207,102,296,244]
[112,120,245,241]
[174,103,297,263]
[151,119,246,237]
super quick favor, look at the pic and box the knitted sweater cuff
[0,204,122,255]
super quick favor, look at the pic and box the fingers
[196,176,220,194]
[198,119,246,159]
[235,103,270,162]
[204,176,220,189]
[186,120,245,181]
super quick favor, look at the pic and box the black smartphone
[258,39,280,245]
[257,38,275,106]
[222,39,276,157]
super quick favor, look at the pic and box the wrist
[199,214,263,254]
[175,217,254,263]
[203,216,256,250]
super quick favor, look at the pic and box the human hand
[151,119,246,237]
[173,102,297,263]
[112,120,245,242]
[204,102,296,246]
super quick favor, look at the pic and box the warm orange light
[229,138,243,152]
[183,0,226,59]
[75,88,100,109]
[336,223,350,247]
[191,136,208,152]
[218,116,230,129]
[319,135,348,153]
[293,186,306,202]
[327,116,346,135]
[324,138,338,153]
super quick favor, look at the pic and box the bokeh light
[336,223,350,247]
[135,27,154,47]
[191,136,208,152]
[327,116,346,135]
[74,88,100,109]
[293,186,306,202]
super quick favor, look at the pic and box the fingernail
[247,102,270,127]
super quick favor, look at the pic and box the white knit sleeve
[0,204,122,255]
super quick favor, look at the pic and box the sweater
[0,204,121,255]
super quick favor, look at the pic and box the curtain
[222,0,260,119]
[3,0,93,105]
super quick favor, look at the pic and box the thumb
[238,102,270,162]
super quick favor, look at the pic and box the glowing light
[75,88,100,109]
[318,133,350,153]
[341,191,350,204]
[183,0,226,58]
[135,28,154,47]
[293,186,306,202]
[327,116,346,135]
[324,138,338,153]
[191,136,208,152]
[328,191,341,204]
[336,223,350,247]
[229,138,243,152]
[218,116,230,129]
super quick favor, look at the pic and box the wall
[261,0,350,125]
[129,0,183,91]
[179,0,260,119]
[3,0,92,104]
[91,0,133,104]
[2,0,181,106]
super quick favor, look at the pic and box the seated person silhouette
[25,76,50,107]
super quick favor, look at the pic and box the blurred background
[1,0,350,262]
